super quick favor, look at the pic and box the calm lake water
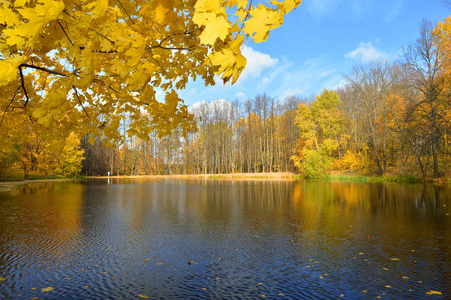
[0,179,450,299]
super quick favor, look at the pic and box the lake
[0,179,450,299]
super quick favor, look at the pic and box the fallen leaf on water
[31,298,38,300]
[188,261,194,265]
[41,287,54,292]
[385,285,391,288]
[314,261,319,264]
[359,253,364,255]
[418,281,422,284]
[31,288,36,290]
[111,277,116,280]
[403,276,409,279]
[216,277,220,280]
[362,290,367,293]
[261,295,266,298]
[138,295,149,299]
[202,288,206,290]
[279,293,285,296]
[143,259,150,262]
[258,283,263,285]
[0,277,5,281]
[84,286,89,288]
[383,268,389,271]
[390,258,399,261]
[339,294,344,298]
[66,278,71,280]
[426,290,442,295]
[319,276,323,279]
[156,262,163,265]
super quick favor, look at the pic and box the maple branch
[57,21,74,47]
[0,87,21,127]
[150,45,194,51]
[18,66,30,107]
[116,0,136,25]
[21,63,68,77]
[72,86,91,120]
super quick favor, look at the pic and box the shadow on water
[0,179,450,299]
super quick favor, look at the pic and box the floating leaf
[84,286,89,288]
[202,288,207,290]
[156,262,163,265]
[426,290,442,295]
[188,261,194,265]
[390,258,399,261]
[41,287,54,292]
[0,277,5,281]
[138,295,149,299]
[403,276,409,279]
[143,259,150,262]
[385,285,391,288]
[359,253,364,255]
[319,276,323,279]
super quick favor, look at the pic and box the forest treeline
[80,20,451,180]
[1,19,451,180]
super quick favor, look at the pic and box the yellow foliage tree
[0,0,302,143]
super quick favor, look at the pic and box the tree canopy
[0,0,302,142]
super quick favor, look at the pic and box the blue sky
[178,0,449,106]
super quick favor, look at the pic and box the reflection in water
[0,179,450,299]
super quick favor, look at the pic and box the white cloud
[345,42,390,63]
[239,46,278,81]
[281,88,303,99]
[235,92,247,99]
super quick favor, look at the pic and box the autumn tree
[404,19,448,177]
[292,90,344,178]
[0,0,302,144]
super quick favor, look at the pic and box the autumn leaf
[41,287,54,292]
[0,276,6,281]
[138,295,149,299]
[426,290,442,295]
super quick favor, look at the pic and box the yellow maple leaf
[243,6,273,43]
[86,0,108,19]
[0,55,26,86]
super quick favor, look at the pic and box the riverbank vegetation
[1,6,451,182]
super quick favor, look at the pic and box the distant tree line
[81,20,451,179]
[81,95,304,175]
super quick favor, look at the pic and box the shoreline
[1,172,449,192]
[88,172,295,180]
